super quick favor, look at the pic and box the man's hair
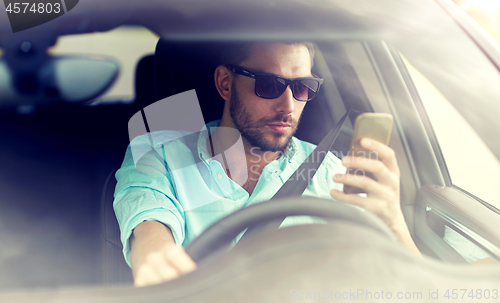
[219,41,316,67]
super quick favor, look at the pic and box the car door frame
[356,4,500,262]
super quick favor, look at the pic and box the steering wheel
[185,196,397,263]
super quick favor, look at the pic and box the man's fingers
[330,189,367,207]
[133,256,185,287]
[157,264,180,281]
[333,172,385,196]
[359,138,400,176]
[133,245,197,287]
[341,157,398,191]
[134,266,164,287]
[330,188,397,225]
[164,245,197,274]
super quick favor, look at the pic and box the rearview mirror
[0,56,119,108]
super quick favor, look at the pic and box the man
[114,42,420,287]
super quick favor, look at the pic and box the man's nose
[275,86,295,114]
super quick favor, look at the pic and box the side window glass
[405,60,500,209]
[406,60,500,263]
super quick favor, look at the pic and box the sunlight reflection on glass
[463,0,500,16]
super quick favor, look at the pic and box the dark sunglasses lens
[255,76,287,99]
[293,79,320,101]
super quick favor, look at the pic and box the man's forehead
[242,42,312,77]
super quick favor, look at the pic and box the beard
[229,83,300,152]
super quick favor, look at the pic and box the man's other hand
[130,221,197,287]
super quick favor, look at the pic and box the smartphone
[343,113,394,194]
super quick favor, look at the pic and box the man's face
[229,43,311,153]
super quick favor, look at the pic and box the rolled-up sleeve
[113,136,185,267]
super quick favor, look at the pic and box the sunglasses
[226,64,324,102]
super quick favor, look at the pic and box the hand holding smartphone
[343,113,393,194]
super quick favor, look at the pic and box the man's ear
[214,65,233,102]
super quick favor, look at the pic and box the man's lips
[267,123,292,133]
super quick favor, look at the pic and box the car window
[405,60,500,209]
[49,25,158,104]
[395,22,500,262]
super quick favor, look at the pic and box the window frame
[387,44,500,262]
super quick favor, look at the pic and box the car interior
[2,15,500,295]
[0,33,381,289]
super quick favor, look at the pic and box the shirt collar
[282,137,297,163]
[197,120,221,165]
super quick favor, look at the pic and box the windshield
[1,0,500,297]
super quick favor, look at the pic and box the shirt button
[218,174,223,180]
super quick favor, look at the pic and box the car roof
[0,0,440,43]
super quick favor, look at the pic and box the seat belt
[239,108,351,241]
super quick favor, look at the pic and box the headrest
[154,40,225,124]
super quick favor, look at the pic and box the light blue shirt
[113,120,346,266]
